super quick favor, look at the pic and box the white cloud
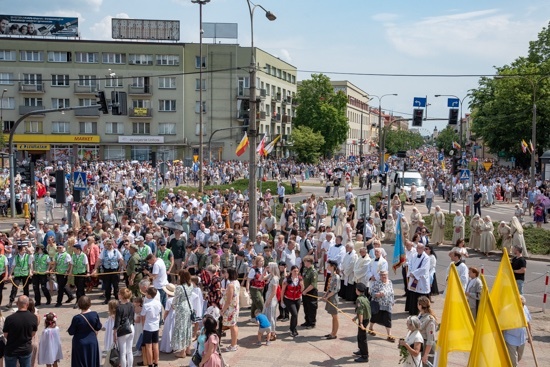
[85,0,103,11]
[381,9,542,60]
[279,48,292,63]
[371,13,399,23]
[89,13,129,40]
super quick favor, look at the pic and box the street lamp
[369,94,397,188]
[192,0,210,193]
[246,0,276,238]
[0,89,7,130]
[434,94,470,150]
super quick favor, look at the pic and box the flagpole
[527,328,539,367]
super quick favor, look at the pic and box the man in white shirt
[447,249,469,290]
[93,239,123,304]
[341,242,358,301]
[141,287,163,366]
[354,247,371,289]
[406,243,431,316]
[367,248,388,289]
[315,197,328,229]
[280,240,297,272]
[325,235,346,291]
[145,253,169,308]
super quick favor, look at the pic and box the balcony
[282,96,292,106]
[272,113,281,122]
[74,83,98,94]
[236,87,266,100]
[19,105,45,115]
[18,83,45,93]
[257,111,266,120]
[282,115,292,123]
[128,84,152,95]
[74,106,100,117]
[128,107,153,118]
[237,112,249,121]
[273,93,281,102]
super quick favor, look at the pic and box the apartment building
[0,37,297,163]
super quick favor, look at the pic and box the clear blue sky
[4,0,550,134]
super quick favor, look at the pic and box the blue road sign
[460,159,468,166]
[73,171,87,191]
[448,98,460,108]
[459,169,470,181]
[438,152,444,161]
[413,97,427,107]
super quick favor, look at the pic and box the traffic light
[379,173,387,186]
[448,108,459,125]
[412,109,423,127]
[451,156,459,174]
[18,162,35,187]
[96,91,109,114]
[150,151,157,168]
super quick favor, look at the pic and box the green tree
[384,129,424,153]
[290,125,325,163]
[435,126,460,154]
[470,22,550,165]
[293,74,348,157]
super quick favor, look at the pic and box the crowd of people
[0,149,542,367]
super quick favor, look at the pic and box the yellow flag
[490,251,527,330]
[468,275,513,367]
[434,264,475,367]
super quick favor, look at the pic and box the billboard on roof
[0,14,78,37]
[112,18,180,41]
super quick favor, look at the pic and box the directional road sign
[73,171,87,191]
[413,97,427,107]
[459,169,471,181]
[447,98,460,107]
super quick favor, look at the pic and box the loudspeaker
[55,170,66,204]
[73,189,81,203]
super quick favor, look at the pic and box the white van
[388,170,426,202]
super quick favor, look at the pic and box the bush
[157,179,300,200]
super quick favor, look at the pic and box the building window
[131,146,151,161]
[23,74,42,85]
[195,56,206,68]
[195,79,206,91]
[52,121,70,134]
[0,97,14,110]
[129,54,153,65]
[105,76,122,88]
[291,75,296,84]
[20,51,43,62]
[195,123,206,136]
[24,98,42,107]
[265,83,270,96]
[78,75,97,87]
[0,72,13,84]
[265,64,271,74]
[158,123,176,135]
[47,51,72,62]
[132,122,150,135]
[75,52,98,63]
[25,121,43,134]
[156,54,179,66]
[0,50,16,61]
[106,122,124,135]
[159,100,176,112]
[195,101,206,114]
[79,121,97,134]
[132,99,151,108]
[3,120,14,132]
[51,98,70,109]
[102,52,126,64]
[132,77,145,87]
[78,98,95,107]
[104,146,126,160]
[158,77,176,89]
[51,74,70,87]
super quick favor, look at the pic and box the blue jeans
[516,280,524,295]
[157,288,167,309]
[425,198,433,213]
[5,353,32,367]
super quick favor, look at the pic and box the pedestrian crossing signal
[96,91,109,114]
[412,109,423,127]
[448,108,459,125]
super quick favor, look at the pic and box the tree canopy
[293,74,348,157]
[470,21,550,165]
[435,126,460,154]
[290,125,325,163]
[384,129,424,154]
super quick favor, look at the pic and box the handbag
[109,342,120,367]
[191,350,202,366]
[117,317,132,337]
[183,285,201,323]
[370,299,380,315]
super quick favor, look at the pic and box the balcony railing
[74,83,98,94]
[18,105,45,115]
[74,106,100,116]
[236,87,266,99]
[257,111,266,120]
[128,107,153,118]
[18,83,45,93]
[282,115,291,123]
[128,84,153,95]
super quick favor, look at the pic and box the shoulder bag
[80,313,98,335]
[183,285,201,323]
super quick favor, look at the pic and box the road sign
[438,152,444,161]
[460,159,468,166]
[447,98,460,107]
[413,97,427,107]
[459,169,470,181]
[73,171,87,191]
[357,194,371,219]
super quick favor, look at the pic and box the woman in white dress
[431,206,445,245]
[479,215,496,256]
[373,212,384,240]
[409,207,421,240]
[451,210,465,245]
[398,316,423,367]
[385,214,396,242]
[159,284,176,353]
[342,217,353,245]
[469,214,482,251]
[510,216,528,257]
[497,221,513,254]
[334,203,347,237]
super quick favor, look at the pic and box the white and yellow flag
[263,134,281,156]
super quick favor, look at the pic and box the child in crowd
[159,284,176,353]
[190,276,204,340]
[103,300,118,354]
[254,309,273,346]
[141,287,162,367]
[189,315,214,367]
[294,249,302,269]
[38,312,63,367]
[133,296,144,357]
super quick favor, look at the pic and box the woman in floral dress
[221,268,240,352]
[367,271,395,342]
[172,269,194,358]
[262,262,280,340]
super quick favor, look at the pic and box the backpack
[535,206,543,216]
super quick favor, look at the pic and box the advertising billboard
[112,18,180,41]
[0,14,78,37]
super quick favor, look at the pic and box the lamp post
[434,94,469,150]
[369,94,397,190]
[246,0,276,238]
[0,89,7,127]
[192,0,210,193]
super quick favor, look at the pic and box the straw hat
[163,283,176,297]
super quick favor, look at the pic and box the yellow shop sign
[17,144,51,151]
[13,135,101,144]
